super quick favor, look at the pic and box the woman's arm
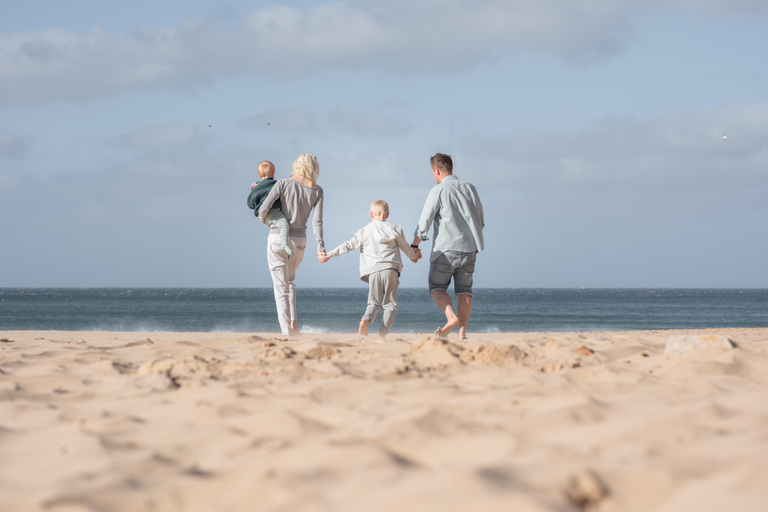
[257,181,282,223]
[312,189,325,253]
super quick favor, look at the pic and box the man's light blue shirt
[414,175,484,262]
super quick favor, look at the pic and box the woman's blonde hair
[292,154,320,184]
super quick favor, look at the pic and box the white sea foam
[2,288,765,332]
[299,325,333,334]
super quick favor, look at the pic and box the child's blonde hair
[258,160,275,178]
[371,199,389,217]
[292,154,320,184]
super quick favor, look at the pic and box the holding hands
[410,240,422,263]
[318,250,329,263]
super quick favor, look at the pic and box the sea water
[1,288,766,334]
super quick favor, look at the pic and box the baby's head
[258,160,276,179]
[370,199,389,220]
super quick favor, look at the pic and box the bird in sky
[723,133,727,142]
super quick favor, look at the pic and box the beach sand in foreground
[1,328,767,512]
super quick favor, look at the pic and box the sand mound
[461,343,529,366]
[1,328,767,511]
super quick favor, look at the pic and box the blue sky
[1,0,767,288]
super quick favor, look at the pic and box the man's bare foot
[458,326,468,340]
[437,316,459,338]
[290,320,298,336]
[434,322,459,339]
[358,319,370,336]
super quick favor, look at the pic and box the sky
[1,0,767,289]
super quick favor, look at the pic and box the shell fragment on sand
[665,334,734,356]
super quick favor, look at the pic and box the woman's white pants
[267,232,306,335]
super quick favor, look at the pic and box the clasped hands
[318,248,422,263]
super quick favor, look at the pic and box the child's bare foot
[458,326,468,340]
[358,319,370,336]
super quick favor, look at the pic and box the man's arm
[394,228,419,262]
[472,184,485,229]
[413,187,440,242]
[411,187,440,257]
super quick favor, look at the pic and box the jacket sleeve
[395,226,418,261]
[257,181,281,223]
[312,188,325,252]
[472,184,485,229]
[414,186,440,241]
[327,229,362,258]
[247,183,268,217]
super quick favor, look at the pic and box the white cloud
[0,21,237,106]
[3,1,766,106]
[463,102,768,192]
[0,127,35,159]
[2,100,766,287]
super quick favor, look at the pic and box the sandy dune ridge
[1,328,767,511]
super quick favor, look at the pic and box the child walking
[322,200,420,336]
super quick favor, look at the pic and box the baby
[322,199,419,336]
[247,160,292,255]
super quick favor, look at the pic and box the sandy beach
[1,327,767,511]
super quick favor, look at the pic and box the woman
[258,154,327,336]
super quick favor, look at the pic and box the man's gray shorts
[428,251,477,296]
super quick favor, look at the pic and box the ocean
[1,288,766,334]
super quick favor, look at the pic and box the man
[412,153,484,340]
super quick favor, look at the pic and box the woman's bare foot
[358,319,370,336]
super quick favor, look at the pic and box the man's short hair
[430,153,453,174]
[371,199,389,217]
[258,160,275,178]
[292,154,320,184]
